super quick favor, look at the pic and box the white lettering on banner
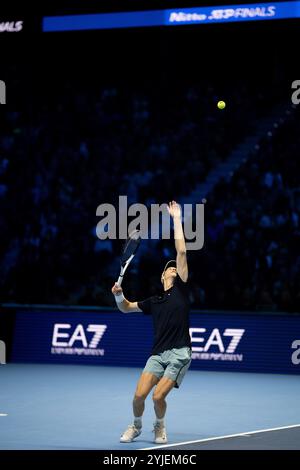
[169,6,276,23]
[51,347,105,356]
[69,325,88,347]
[204,328,224,352]
[169,12,207,22]
[189,327,206,352]
[51,324,107,357]
[223,329,245,353]
[52,323,71,346]
[87,325,107,348]
[192,352,243,361]
[291,340,300,365]
[189,327,245,362]
[0,21,23,33]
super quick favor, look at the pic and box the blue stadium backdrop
[10,308,300,374]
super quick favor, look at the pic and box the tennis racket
[116,229,141,286]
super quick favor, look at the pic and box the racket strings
[121,230,141,264]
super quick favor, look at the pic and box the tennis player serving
[112,201,192,444]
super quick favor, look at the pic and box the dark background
[0,1,299,313]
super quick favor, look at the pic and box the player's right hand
[112,283,123,296]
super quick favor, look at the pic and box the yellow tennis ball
[217,100,226,110]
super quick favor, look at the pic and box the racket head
[120,229,141,267]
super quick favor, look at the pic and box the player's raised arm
[111,283,142,313]
[167,201,188,282]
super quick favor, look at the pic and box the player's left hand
[167,200,182,219]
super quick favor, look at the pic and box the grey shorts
[143,346,192,388]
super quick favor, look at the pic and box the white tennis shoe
[153,422,168,444]
[120,424,142,443]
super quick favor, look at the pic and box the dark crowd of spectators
[190,107,300,312]
[0,77,298,312]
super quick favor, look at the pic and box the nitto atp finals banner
[43,1,300,32]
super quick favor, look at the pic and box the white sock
[155,417,164,426]
[134,417,142,428]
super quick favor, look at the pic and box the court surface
[0,364,300,450]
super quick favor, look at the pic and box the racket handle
[117,275,124,286]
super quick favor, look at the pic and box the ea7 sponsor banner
[190,327,245,362]
[51,323,107,356]
[11,309,300,374]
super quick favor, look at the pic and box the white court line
[141,423,300,450]
[0,414,8,417]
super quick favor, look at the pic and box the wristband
[114,293,125,304]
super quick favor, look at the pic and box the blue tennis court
[1,364,300,450]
